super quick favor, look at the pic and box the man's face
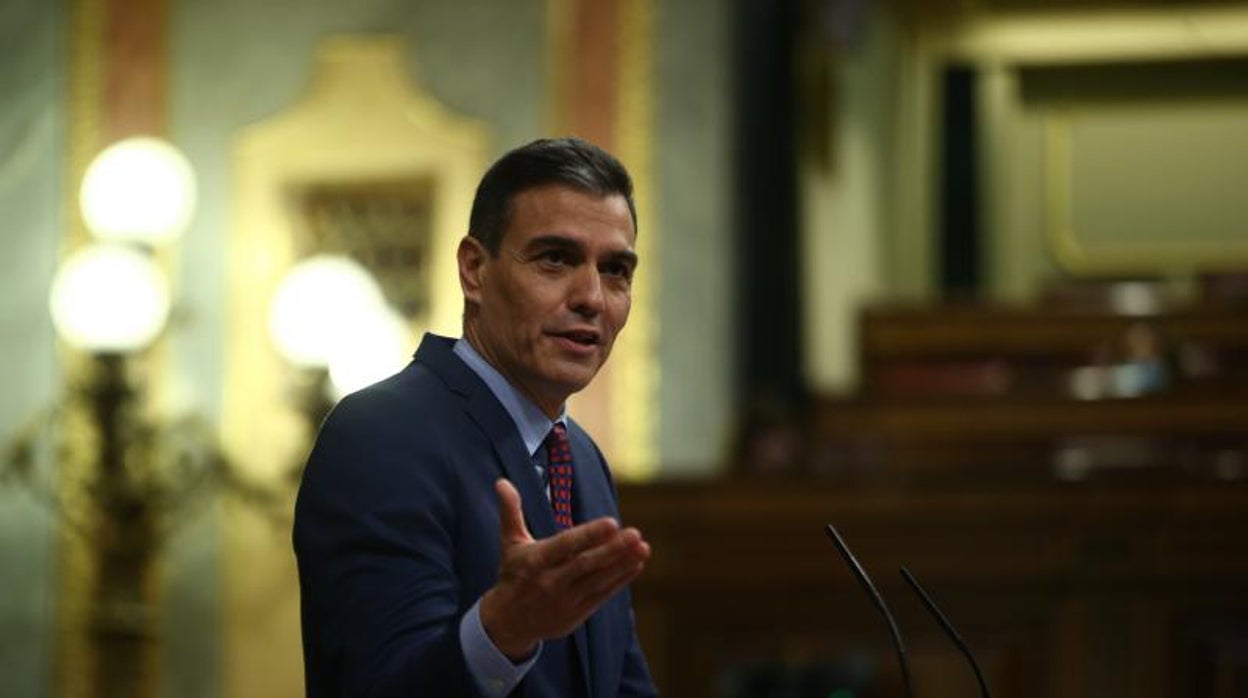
[459,184,637,417]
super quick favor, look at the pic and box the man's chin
[546,362,601,395]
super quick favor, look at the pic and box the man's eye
[539,250,569,266]
[603,262,633,280]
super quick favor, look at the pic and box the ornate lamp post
[6,136,411,697]
[46,136,192,698]
[46,240,174,697]
[5,136,270,697]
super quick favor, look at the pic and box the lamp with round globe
[12,137,202,698]
[268,254,413,426]
[268,254,389,368]
[49,242,172,355]
[327,302,412,400]
[79,136,197,248]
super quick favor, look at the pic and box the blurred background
[2,0,1248,696]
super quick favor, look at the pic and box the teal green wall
[655,0,734,473]
[0,0,64,695]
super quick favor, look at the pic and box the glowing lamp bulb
[327,304,412,399]
[80,136,197,246]
[48,242,171,353]
[268,255,389,368]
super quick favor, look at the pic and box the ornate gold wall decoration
[611,0,659,480]
[295,177,437,318]
[58,5,105,695]
[223,36,489,696]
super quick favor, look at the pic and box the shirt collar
[453,337,566,458]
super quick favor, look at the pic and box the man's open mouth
[554,329,600,346]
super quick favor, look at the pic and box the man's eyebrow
[524,234,582,251]
[523,235,639,267]
[606,249,639,269]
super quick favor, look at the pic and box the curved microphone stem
[900,566,991,698]
[824,525,915,698]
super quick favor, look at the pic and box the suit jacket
[294,334,657,697]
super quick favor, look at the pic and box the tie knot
[544,423,572,464]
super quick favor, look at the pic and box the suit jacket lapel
[568,421,612,697]
[567,422,614,522]
[414,335,557,539]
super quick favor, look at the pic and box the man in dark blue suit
[294,138,658,697]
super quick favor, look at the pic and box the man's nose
[568,265,605,316]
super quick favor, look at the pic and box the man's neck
[459,328,564,420]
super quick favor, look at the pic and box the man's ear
[458,235,488,303]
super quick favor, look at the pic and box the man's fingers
[533,545,647,637]
[567,557,648,620]
[530,516,621,567]
[561,528,649,586]
[495,479,532,546]
[547,529,649,614]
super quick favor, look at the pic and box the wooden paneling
[620,481,1248,697]
[803,305,1248,485]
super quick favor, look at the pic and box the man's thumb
[495,479,531,544]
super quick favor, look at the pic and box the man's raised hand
[479,478,651,661]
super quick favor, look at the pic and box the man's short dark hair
[468,137,637,255]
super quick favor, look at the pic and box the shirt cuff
[460,599,541,697]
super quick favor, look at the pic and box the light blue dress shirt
[453,338,566,697]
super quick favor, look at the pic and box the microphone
[823,524,915,698]
[900,566,991,698]
[824,524,992,698]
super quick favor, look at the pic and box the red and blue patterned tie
[544,423,574,530]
